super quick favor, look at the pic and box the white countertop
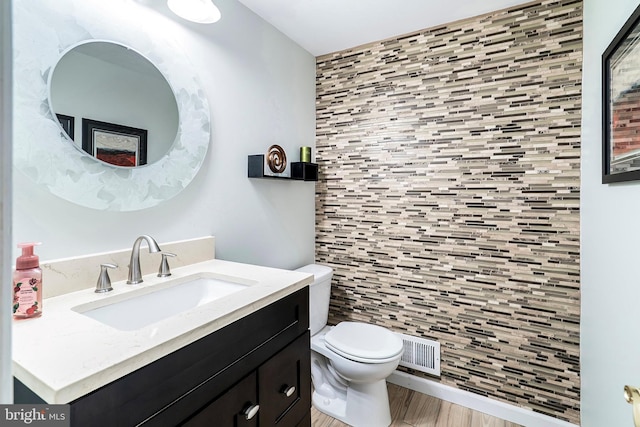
[12,259,313,404]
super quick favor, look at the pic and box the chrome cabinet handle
[244,404,259,420]
[282,385,296,397]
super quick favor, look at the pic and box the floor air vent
[398,333,441,377]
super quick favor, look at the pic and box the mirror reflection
[49,41,179,167]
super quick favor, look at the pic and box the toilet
[296,264,403,427]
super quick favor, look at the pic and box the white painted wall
[11,0,317,271]
[581,1,640,426]
[1,0,13,405]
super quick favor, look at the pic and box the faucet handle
[158,252,176,277]
[95,263,117,293]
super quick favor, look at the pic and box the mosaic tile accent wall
[314,0,582,423]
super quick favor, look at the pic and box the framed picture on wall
[603,3,640,183]
[56,114,75,141]
[81,118,148,167]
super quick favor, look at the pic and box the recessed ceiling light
[167,0,221,24]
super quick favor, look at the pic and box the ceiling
[235,0,535,57]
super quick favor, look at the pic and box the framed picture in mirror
[82,118,148,167]
[56,114,74,140]
[603,3,640,183]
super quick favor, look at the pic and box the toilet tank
[296,264,333,336]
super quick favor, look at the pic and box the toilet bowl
[296,264,403,427]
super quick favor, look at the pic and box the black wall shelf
[248,155,318,181]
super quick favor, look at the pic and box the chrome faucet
[127,235,161,284]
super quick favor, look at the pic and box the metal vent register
[398,333,441,376]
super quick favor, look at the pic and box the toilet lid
[324,322,403,363]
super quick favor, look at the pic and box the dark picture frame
[56,114,75,141]
[82,118,148,167]
[603,3,640,183]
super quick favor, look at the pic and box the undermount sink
[72,273,252,331]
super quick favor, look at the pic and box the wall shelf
[248,155,318,181]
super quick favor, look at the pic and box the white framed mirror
[14,1,211,211]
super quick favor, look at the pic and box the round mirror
[49,41,179,168]
[13,2,211,212]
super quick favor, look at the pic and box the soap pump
[12,242,42,319]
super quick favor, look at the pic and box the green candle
[300,146,311,163]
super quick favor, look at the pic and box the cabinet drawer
[258,331,311,426]
[182,372,258,427]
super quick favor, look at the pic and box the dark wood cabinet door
[258,332,311,426]
[182,372,259,427]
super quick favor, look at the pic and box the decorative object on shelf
[603,2,640,183]
[266,144,287,173]
[248,155,318,181]
[300,146,311,163]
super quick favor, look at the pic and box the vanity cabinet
[184,332,310,426]
[15,287,311,427]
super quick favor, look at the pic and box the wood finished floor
[311,383,523,427]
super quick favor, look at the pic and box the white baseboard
[388,371,579,427]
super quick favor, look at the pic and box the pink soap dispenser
[12,242,42,319]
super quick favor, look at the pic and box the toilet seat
[324,322,403,364]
